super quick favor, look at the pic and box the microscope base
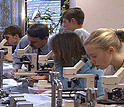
[97,99,124,105]
[14,73,37,78]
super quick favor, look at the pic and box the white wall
[70,0,124,33]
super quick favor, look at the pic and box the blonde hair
[84,28,124,52]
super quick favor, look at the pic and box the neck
[15,38,21,45]
[111,51,124,70]
[72,24,83,31]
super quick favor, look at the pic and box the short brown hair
[3,25,22,38]
[62,7,85,25]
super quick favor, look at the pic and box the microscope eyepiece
[82,58,88,63]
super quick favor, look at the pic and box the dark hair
[115,29,124,42]
[3,25,22,38]
[50,30,86,66]
[27,24,49,40]
[62,7,85,25]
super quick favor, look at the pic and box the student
[62,7,90,42]
[2,25,23,61]
[11,24,51,76]
[50,30,104,97]
[84,28,124,98]
[2,25,22,49]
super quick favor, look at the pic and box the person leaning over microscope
[84,28,124,100]
[2,25,23,62]
[50,30,104,98]
[11,24,52,79]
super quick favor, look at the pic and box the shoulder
[20,35,29,43]
[104,65,115,75]
[17,35,29,48]
[74,28,90,41]
[74,28,90,35]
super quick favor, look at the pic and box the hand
[11,68,18,75]
[39,65,55,71]
[39,67,52,71]
[30,75,48,80]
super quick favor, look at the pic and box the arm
[54,61,68,88]
[12,35,29,69]
[78,59,104,97]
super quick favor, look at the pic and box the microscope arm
[17,45,30,57]
[102,66,124,90]
[38,50,54,65]
[114,66,124,82]
[63,60,85,75]
[0,39,12,55]
[63,59,95,88]
[0,39,7,47]
[14,53,37,78]
[17,45,37,73]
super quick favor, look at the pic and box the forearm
[12,51,21,69]
[54,61,68,88]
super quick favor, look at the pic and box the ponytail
[115,29,124,42]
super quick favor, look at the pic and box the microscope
[35,50,54,80]
[0,50,10,99]
[97,65,124,105]
[63,59,95,88]
[0,39,12,55]
[50,58,97,107]
[14,45,37,78]
[36,51,63,107]
[62,58,97,107]
[38,50,53,66]
[38,50,54,70]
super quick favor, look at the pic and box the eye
[92,56,97,58]
[5,36,9,40]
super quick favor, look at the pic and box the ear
[108,46,115,54]
[44,36,48,42]
[14,34,19,39]
[71,18,77,24]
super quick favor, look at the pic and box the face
[4,34,16,45]
[28,35,48,49]
[62,18,74,31]
[85,45,112,70]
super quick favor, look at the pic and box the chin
[99,66,107,70]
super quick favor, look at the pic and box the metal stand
[0,50,4,89]
[50,71,63,107]
[86,88,97,107]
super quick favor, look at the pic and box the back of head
[84,28,124,52]
[3,24,22,38]
[27,24,49,40]
[62,7,85,25]
[50,30,86,66]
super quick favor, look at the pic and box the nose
[63,24,66,28]
[62,22,66,27]
[90,58,96,65]
[29,41,33,47]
